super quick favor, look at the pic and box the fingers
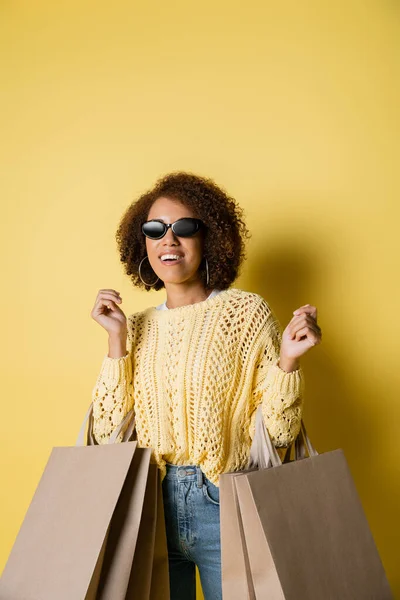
[104,299,118,311]
[91,290,122,316]
[291,326,321,345]
[287,313,322,340]
[101,295,122,311]
[293,304,317,320]
[97,289,122,301]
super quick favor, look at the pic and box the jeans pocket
[202,478,220,506]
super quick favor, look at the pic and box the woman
[90,171,322,599]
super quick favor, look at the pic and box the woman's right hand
[91,289,127,338]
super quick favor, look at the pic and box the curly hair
[115,170,252,291]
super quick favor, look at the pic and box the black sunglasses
[141,217,205,240]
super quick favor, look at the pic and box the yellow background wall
[1,1,399,597]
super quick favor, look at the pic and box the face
[144,196,205,286]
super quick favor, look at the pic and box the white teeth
[160,254,182,261]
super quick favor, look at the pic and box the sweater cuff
[99,351,133,388]
[262,359,304,411]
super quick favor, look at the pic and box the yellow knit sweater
[91,287,305,486]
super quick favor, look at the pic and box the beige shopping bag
[125,462,170,600]
[220,470,256,599]
[220,419,292,600]
[221,404,394,599]
[0,402,170,600]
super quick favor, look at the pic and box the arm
[91,317,135,444]
[249,303,305,449]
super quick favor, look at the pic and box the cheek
[192,237,204,255]
[187,242,203,264]
[146,240,157,257]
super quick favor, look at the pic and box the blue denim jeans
[161,463,222,600]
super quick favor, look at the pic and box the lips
[159,253,184,259]
[159,255,184,265]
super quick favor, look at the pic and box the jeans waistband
[164,462,204,488]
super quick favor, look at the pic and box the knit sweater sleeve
[91,316,135,444]
[249,301,305,448]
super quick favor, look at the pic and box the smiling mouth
[159,256,184,265]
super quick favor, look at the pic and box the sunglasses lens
[173,218,200,237]
[142,221,166,239]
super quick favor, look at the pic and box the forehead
[147,196,195,221]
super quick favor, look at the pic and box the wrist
[278,355,300,373]
[108,330,127,342]
[108,334,128,359]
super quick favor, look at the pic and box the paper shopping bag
[220,470,256,599]
[149,467,171,600]
[0,402,170,600]
[124,463,170,599]
[85,404,170,600]
[221,404,394,600]
[220,422,292,599]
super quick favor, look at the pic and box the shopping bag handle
[76,402,137,446]
[248,404,319,469]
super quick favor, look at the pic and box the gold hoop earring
[138,255,160,287]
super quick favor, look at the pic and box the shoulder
[124,310,146,345]
[228,287,275,316]
[223,288,278,331]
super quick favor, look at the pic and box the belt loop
[197,466,203,488]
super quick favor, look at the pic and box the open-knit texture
[91,287,305,486]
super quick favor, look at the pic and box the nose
[163,227,179,243]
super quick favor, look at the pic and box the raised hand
[90,288,127,338]
[279,304,322,368]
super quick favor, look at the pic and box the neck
[163,281,213,309]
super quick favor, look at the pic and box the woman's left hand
[280,304,322,365]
